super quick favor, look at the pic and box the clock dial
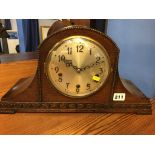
[45,36,110,98]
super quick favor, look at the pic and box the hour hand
[63,59,81,73]
[80,62,96,71]
[64,59,72,67]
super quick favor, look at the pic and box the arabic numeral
[67,47,72,55]
[58,77,62,82]
[99,68,103,74]
[58,55,65,62]
[55,66,59,73]
[76,84,80,93]
[96,56,100,63]
[86,83,91,90]
[66,83,70,89]
[77,45,84,52]
[89,49,92,55]
[58,73,62,82]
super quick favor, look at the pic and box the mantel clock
[0,20,152,114]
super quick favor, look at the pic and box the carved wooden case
[0,25,152,114]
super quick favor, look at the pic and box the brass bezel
[44,35,111,98]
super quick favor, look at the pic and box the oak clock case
[0,24,152,114]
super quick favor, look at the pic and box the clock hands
[62,59,81,73]
[62,58,104,73]
[80,61,104,71]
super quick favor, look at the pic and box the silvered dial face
[45,36,110,98]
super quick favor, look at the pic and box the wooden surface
[0,60,155,135]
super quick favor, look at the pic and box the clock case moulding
[0,20,152,114]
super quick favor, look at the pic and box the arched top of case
[38,25,120,56]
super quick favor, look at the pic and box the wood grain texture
[0,60,155,135]
[0,60,38,98]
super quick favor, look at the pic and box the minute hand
[81,61,104,71]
